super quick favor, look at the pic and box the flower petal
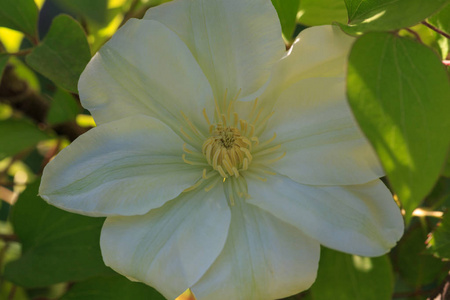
[260,76,383,185]
[144,0,285,100]
[79,18,214,132]
[100,184,231,300]
[268,25,355,95]
[191,199,320,300]
[247,174,404,257]
[40,115,203,217]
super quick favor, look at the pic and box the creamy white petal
[266,25,355,99]
[79,18,214,133]
[40,115,203,217]
[144,0,285,101]
[100,184,230,300]
[191,198,320,300]
[247,174,404,257]
[258,76,383,185]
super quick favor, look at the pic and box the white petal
[79,18,214,132]
[100,184,231,300]
[247,174,404,257]
[40,115,203,217]
[191,199,320,300]
[144,0,285,101]
[259,76,383,185]
[269,25,355,95]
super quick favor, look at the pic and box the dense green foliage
[0,0,449,299]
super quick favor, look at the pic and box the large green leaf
[4,180,113,287]
[52,0,108,25]
[0,0,38,37]
[309,247,394,300]
[297,0,347,26]
[26,15,91,93]
[347,32,450,223]
[342,0,449,33]
[60,275,166,300]
[427,213,450,260]
[271,0,300,41]
[0,119,50,159]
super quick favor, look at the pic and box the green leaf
[429,4,450,35]
[0,119,50,159]
[0,0,38,37]
[60,275,166,300]
[297,0,348,26]
[26,15,91,93]
[52,0,108,25]
[427,213,450,259]
[271,0,300,41]
[397,223,446,287]
[310,247,394,300]
[347,32,450,223]
[47,88,80,125]
[4,180,113,287]
[342,0,450,33]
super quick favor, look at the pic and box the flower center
[202,124,252,178]
[179,90,286,199]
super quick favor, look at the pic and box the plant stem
[421,21,450,39]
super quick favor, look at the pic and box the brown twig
[0,64,89,141]
[404,28,423,43]
[422,21,450,39]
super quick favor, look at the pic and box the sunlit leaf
[26,15,91,93]
[297,0,347,26]
[60,275,166,300]
[4,180,113,287]
[310,247,394,300]
[347,32,450,223]
[0,0,38,37]
[0,119,50,160]
[427,213,450,260]
[342,0,450,33]
[271,0,300,41]
[0,28,24,52]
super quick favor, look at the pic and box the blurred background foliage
[0,0,449,299]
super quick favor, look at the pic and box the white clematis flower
[39,0,404,299]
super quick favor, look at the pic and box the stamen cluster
[202,124,252,178]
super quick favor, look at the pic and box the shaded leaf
[297,0,347,26]
[342,0,449,33]
[47,88,80,125]
[0,0,38,37]
[397,223,446,287]
[310,247,394,300]
[347,32,450,223]
[26,15,91,93]
[0,119,50,159]
[271,0,300,41]
[60,275,166,300]
[52,0,108,25]
[427,213,450,260]
[4,180,113,287]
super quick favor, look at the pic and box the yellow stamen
[203,108,211,126]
